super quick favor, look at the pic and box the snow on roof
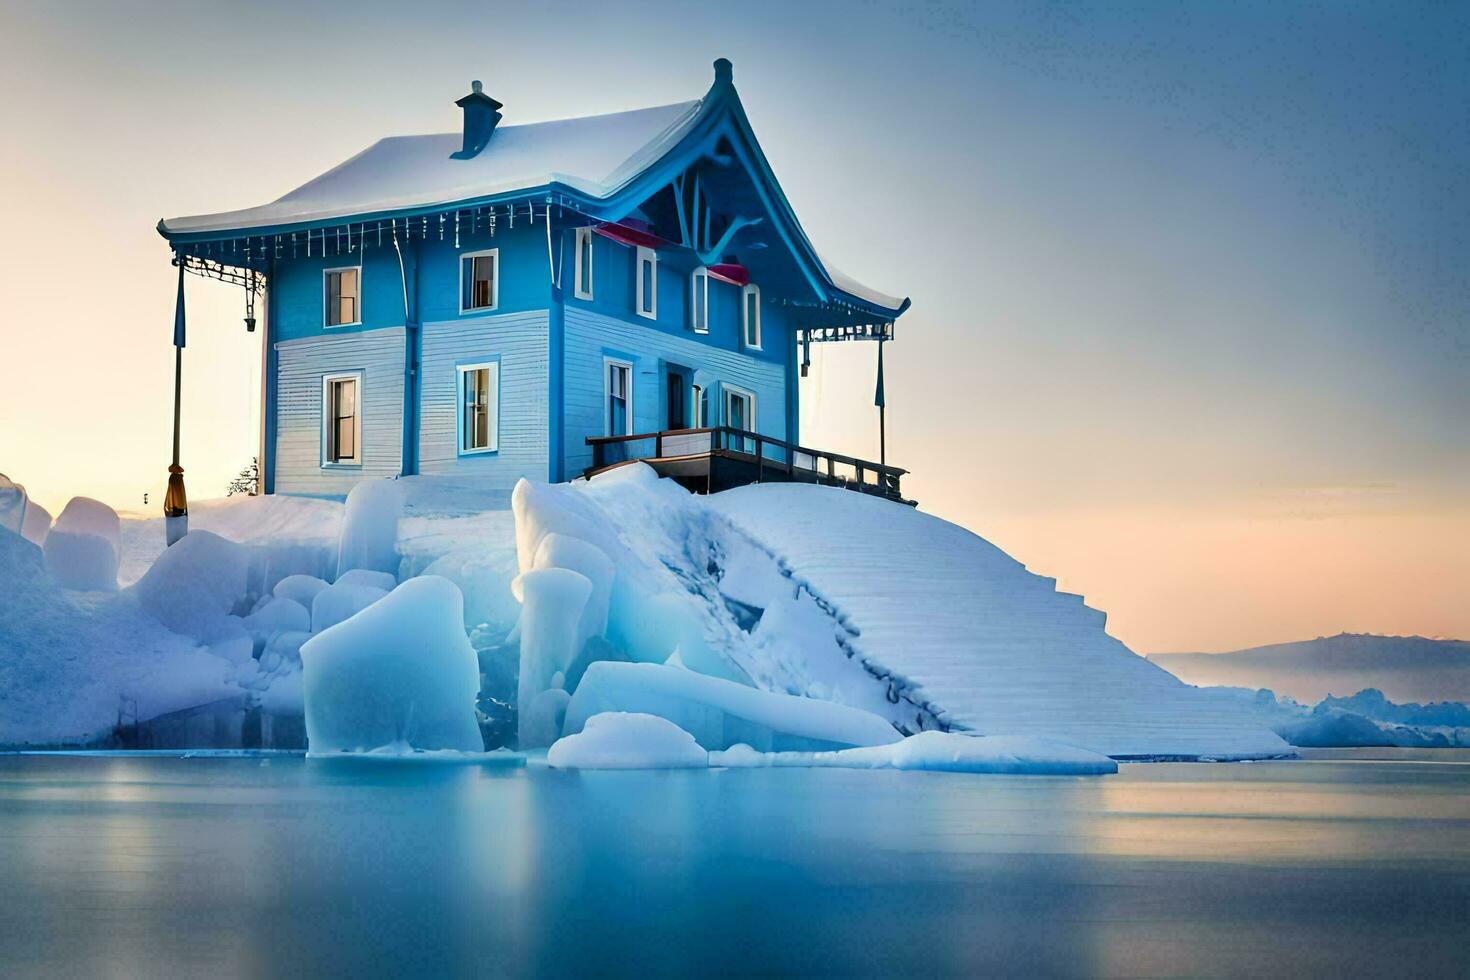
[818,255,906,314]
[161,100,704,236]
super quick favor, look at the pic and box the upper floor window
[690,267,709,334]
[324,267,360,327]
[605,358,633,435]
[459,249,499,313]
[742,284,761,349]
[323,373,362,465]
[636,247,657,320]
[575,227,594,300]
[458,361,500,454]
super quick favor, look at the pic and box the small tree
[227,457,260,497]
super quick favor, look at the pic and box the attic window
[636,247,657,320]
[690,267,709,334]
[324,267,360,327]
[575,228,594,300]
[742,284,761,349]
[459,249,498,312]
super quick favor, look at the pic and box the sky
[0,1,1465,653]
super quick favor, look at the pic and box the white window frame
[636,247,657,320]
[575,227,595,301]
[323,265,362,328]
[690,266,709,334]
[603,356,634,436]
[723,384,756,432]
[458,248,500,314]
[456,361,500,455]
[321,372,364,466]
[742,283,762,350]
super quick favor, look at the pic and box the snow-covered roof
[160,62,909,319]
[161,100,704,236]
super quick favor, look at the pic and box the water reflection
[0,752,1466,976]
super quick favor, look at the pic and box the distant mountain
[1149,633,1470,704]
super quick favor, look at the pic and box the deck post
[756,435,764,483]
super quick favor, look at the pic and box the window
[690,267,709,333]
[605,358,633,436]
[324,267,360,327]
[323,374,362,465]
[636,247,657,320]
[457,361,499,454]
[459,249,498,313]
[742,283,761,349]
[575,227,594,300]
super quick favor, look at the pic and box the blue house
[158,60,910,502]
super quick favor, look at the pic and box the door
[724,387,756,453]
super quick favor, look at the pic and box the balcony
[585,426,911,504]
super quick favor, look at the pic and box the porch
[585,426,911,505]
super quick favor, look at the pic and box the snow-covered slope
[710,485,1288,760]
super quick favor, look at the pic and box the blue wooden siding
[562,307,789,478]
[271,220,552,342]
[564,231,790,366]
[418,311,549,486]
[272,327,405,495]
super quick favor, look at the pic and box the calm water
[1,750,1467,978]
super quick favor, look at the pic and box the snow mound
[311,582,388,633]
[244,595,312,639]
[132,530,251,640]
[272,574,330,609]
[712,732,1118,775]
[300,575,482,754]
[712,485,1289,760]
[548,712,708,769]
[44,497,121,591]
[564,661,900,752]
[0,528,236,746]
[336,479,402,579]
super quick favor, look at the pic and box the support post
[875,334,887,469]
[164,259,189,545]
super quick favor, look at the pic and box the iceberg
[300,575,482,754]
[548,712,708,769]
[513,566,592,748]
[336,479,402,579]
[563,661,900,752]
[311,582,388,633]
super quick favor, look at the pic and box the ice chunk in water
[548,711,708,769]
[564,661,900,752]
[336,568,397,592]
[336,480,402,578]
[132,530,251,640]
[513,567,592,748]
[532,533,614,648]
[43,497,121,592]
[311,582,388,633]
[710,732,1118,775]
[301,575,482,754]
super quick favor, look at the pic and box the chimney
[451,80,503,160]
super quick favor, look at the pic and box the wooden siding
[418,311,549,486]
[273,327,405,495]
[562,307,788,478]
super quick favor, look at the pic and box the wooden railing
[586,426,909,502]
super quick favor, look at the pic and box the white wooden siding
[418,311,549,486]
[273,327,405,495]
[563,308,788,477]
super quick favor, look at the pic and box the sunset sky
[1,1,1465,653]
